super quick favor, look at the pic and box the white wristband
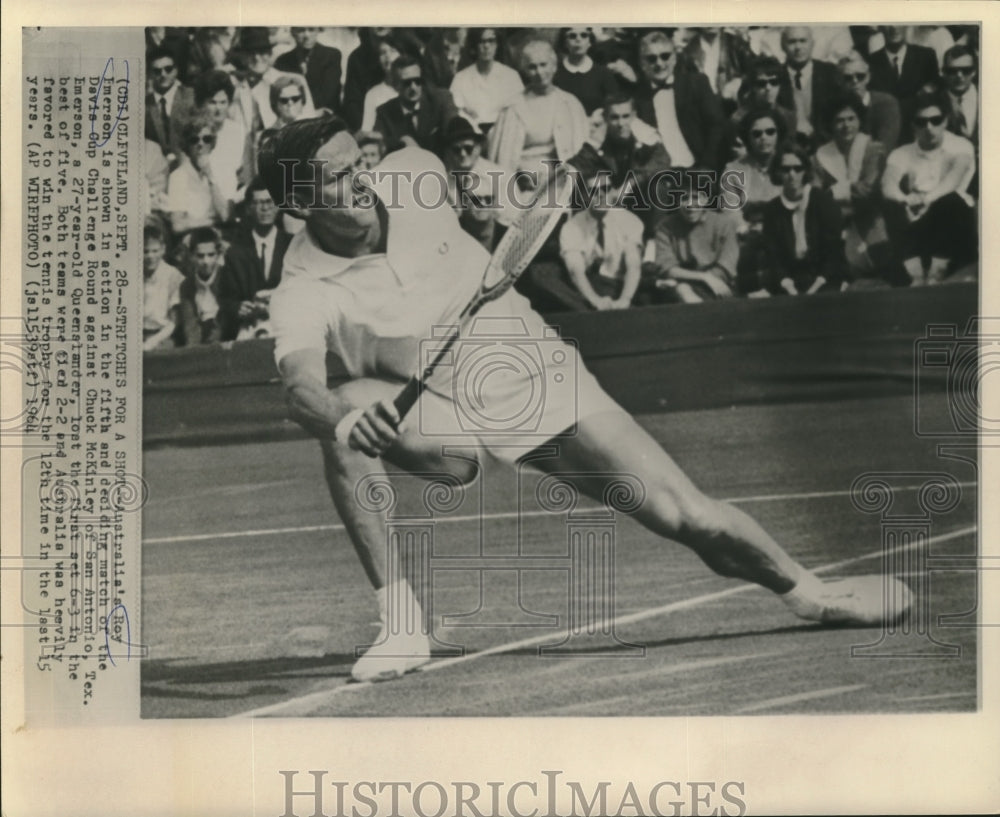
[334,408,365,444]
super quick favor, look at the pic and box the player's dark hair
[257,114,351,208]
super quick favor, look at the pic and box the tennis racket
[392,165,576,420]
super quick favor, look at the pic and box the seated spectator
[730,55,797,139]
[683,27,752,102]
[356,130,386,169]
[581,94,670,227]
[374,56,458,155]
[178,227,227,346]
[867,25,939,140]
[274,27,342,115]
[633,31,727,171]
[488,39,590,188]
[142,223,184,351]
[145,44,197,169]
[194,69,253,195]
[269,75,312,130]
[776,27,840,143]
[361,37,404,132]
[239,27,315,131]
[811,95,896,286]
[835,52,901,151]
[441,116,515,241]
[555,177,643,310]
[726,107,785,207]
[762,142,847,294]
[941,45,978,143]
[218,179,290,340]
[450,28,523,135]
[553,28,619,116]
[645,188,738,303]
[167,113,235,237]
[881,90,977,285]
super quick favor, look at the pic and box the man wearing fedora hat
[239,27,316,131]
[441,116,515,249]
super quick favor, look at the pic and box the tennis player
[260,116,911,683]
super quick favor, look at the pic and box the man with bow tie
[633,30,727,171]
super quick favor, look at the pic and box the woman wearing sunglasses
[761,141,847,295]
[726,106,785,205]
[881,89,977,286]
[167,112,234,237]
[811,94,897,287]
[269,75,311,130]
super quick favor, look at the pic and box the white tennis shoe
[351,582,431,682]
[782,572,913,627]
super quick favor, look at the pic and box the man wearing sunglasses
[374,56,458,155]
[145,44,197,168]
[881,89,977,285]
[835,51,901,152]
[274,27,343,116]
[633,30,727,171]
[440,116,514,248]
[941,45,978,143]
[240,27,316,131]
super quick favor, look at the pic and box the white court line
[147,481,977,545]
[735,684,868,714]
[232,524,977,718]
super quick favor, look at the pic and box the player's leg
[534,409,910,624]
[318,377,479,681]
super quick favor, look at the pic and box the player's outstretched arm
[279,349,401,457]
[279,348,347,440]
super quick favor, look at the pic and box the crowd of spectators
[143,24,981,349]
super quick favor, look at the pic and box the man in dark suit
[775,27,841,143]
[835,51,901,151]
[217,179,291,341]
[941,44,978,144]
[274,27,342,115]
[374,56,458,156]
[633,31,727,171]
[867,25,939,139]
[145,44,197,168]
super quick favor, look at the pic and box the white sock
[375,581,423,633]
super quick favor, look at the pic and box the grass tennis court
[140,393,977,718]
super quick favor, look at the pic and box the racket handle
[393,376,424,420]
